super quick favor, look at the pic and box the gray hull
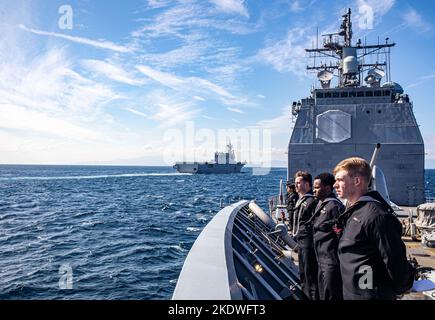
[173,162,245,174]
[173,201,302,300]
[288,95,425,206]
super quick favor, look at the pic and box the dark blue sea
[0,165,434,300]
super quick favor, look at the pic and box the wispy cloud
[381,6,431,36]
[227,107,244,114]
[289,0,303,12]
[406,70,435,89]
[210,0,250,18]
[136,65,185,88]
[125,107,148,119]
[147,0,171,9]
[0,103,104,141]
[142,91,201,128]
[132,2,256,40]
[401,8,431,32]
[253,106,292,135]
[256,27,309,76]
[18,24,132,53]
[81,59,145,86]
[136,65,237,102]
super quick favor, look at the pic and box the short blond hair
[295,170,312,187]
[333,157,372,183]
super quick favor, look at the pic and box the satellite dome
[382,81,404,94]
[343,56,358,75]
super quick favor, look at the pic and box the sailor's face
[295,176,308,194]
[313,179,328,200]
[334,170,354,199]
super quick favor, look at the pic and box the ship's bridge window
[365,91,373,97]
[325,92,332,98]
[332,92,339,98]
[316,92,324,98]
[340,92,348,98]
[349,91,356,97]
[357,91,364,97]
[374,90,382,96]
[316,110,351,143]
[383,90,391,96]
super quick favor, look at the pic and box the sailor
[285,182,298,231]
[293,171,319,300]
[311,173,344,300]
[333,157,415,300]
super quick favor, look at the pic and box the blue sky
[1,0,434,167]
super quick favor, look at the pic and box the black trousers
[287,209,294,230]
[318,262,343,300]
[298,247,319,300]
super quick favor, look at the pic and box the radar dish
[368,67,385,79]
[364,74,376,85]
[317,70,333,81]
[365,67,384,86]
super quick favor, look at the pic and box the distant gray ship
[173,142,246,174]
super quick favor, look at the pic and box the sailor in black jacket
[333,157,415,300]
[285,182,299,231]
[312,173,344,300]
[293,171,319,300]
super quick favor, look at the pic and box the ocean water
[0,165,434,300]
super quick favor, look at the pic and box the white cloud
[253,106,292,135]
[357,0,395,19]
[136,65,185,88]
[210,0,250,18]
[140,40,209,69]
[405,71,435,89]
[402,8,431,32]
[81,59,145,86]
[18,24,132,53]
[125,107,148,119]
[257,94,266,99]
[136,65,237,102]
[227,107,244,114]
[132,2,255,40]
[147,0,171,9]
[141,90,201,128]
[0,103,104,141]
[256,27,309,76]
[289,0,303,12]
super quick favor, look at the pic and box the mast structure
[306,8,395,89]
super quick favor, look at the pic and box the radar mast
[306,8,395,88]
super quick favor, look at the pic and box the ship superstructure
[288,8,425,206]
[173,141,246,174]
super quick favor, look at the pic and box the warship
[172,9,434,300]
[173,141,246,174]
